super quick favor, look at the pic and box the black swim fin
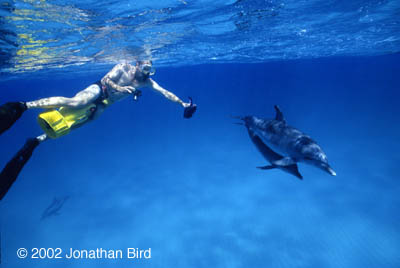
[0,102,27,135]
[184,97,197,119]
[0,138,40,201]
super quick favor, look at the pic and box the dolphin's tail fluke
[230,115,243,120]
[230,115,245,126]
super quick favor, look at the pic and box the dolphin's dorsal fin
[274,105,285,122]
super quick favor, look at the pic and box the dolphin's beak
[319,162,337,176]
[326,166,337,176]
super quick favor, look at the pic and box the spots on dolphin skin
[296,136,314,147]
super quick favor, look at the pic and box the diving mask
[140,63,156,76]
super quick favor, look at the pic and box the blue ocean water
[1,1,400,268]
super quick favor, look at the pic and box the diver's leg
[26,84,101,109]
[0,85,101,135]
[0,133,46,200]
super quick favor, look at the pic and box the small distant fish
[236,105,336,179]
[41,196,70,220]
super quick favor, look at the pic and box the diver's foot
[36,134,47,143]
[0,102,28,135]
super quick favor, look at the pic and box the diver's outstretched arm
[147,78,189,107]
[0,134,46,201]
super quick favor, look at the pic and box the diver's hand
[183,97,197,119]
[133,90,142,101]
[182,102,191,108]
[119,86,136,94]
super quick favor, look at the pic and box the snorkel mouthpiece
[139,61,156,76]
[143,65,155,75]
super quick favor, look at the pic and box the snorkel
[132,60,154,101]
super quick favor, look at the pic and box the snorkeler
[0,60,197,200]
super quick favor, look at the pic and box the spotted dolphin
[238,105,336,179]
[247,128,303,179]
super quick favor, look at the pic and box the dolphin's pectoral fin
[257,165,276,170]
[274,105,286,123]
[272,157,296,167]
[287,164,303,180]
[257,163,303,180]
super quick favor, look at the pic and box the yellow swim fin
[37,104,96,139]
